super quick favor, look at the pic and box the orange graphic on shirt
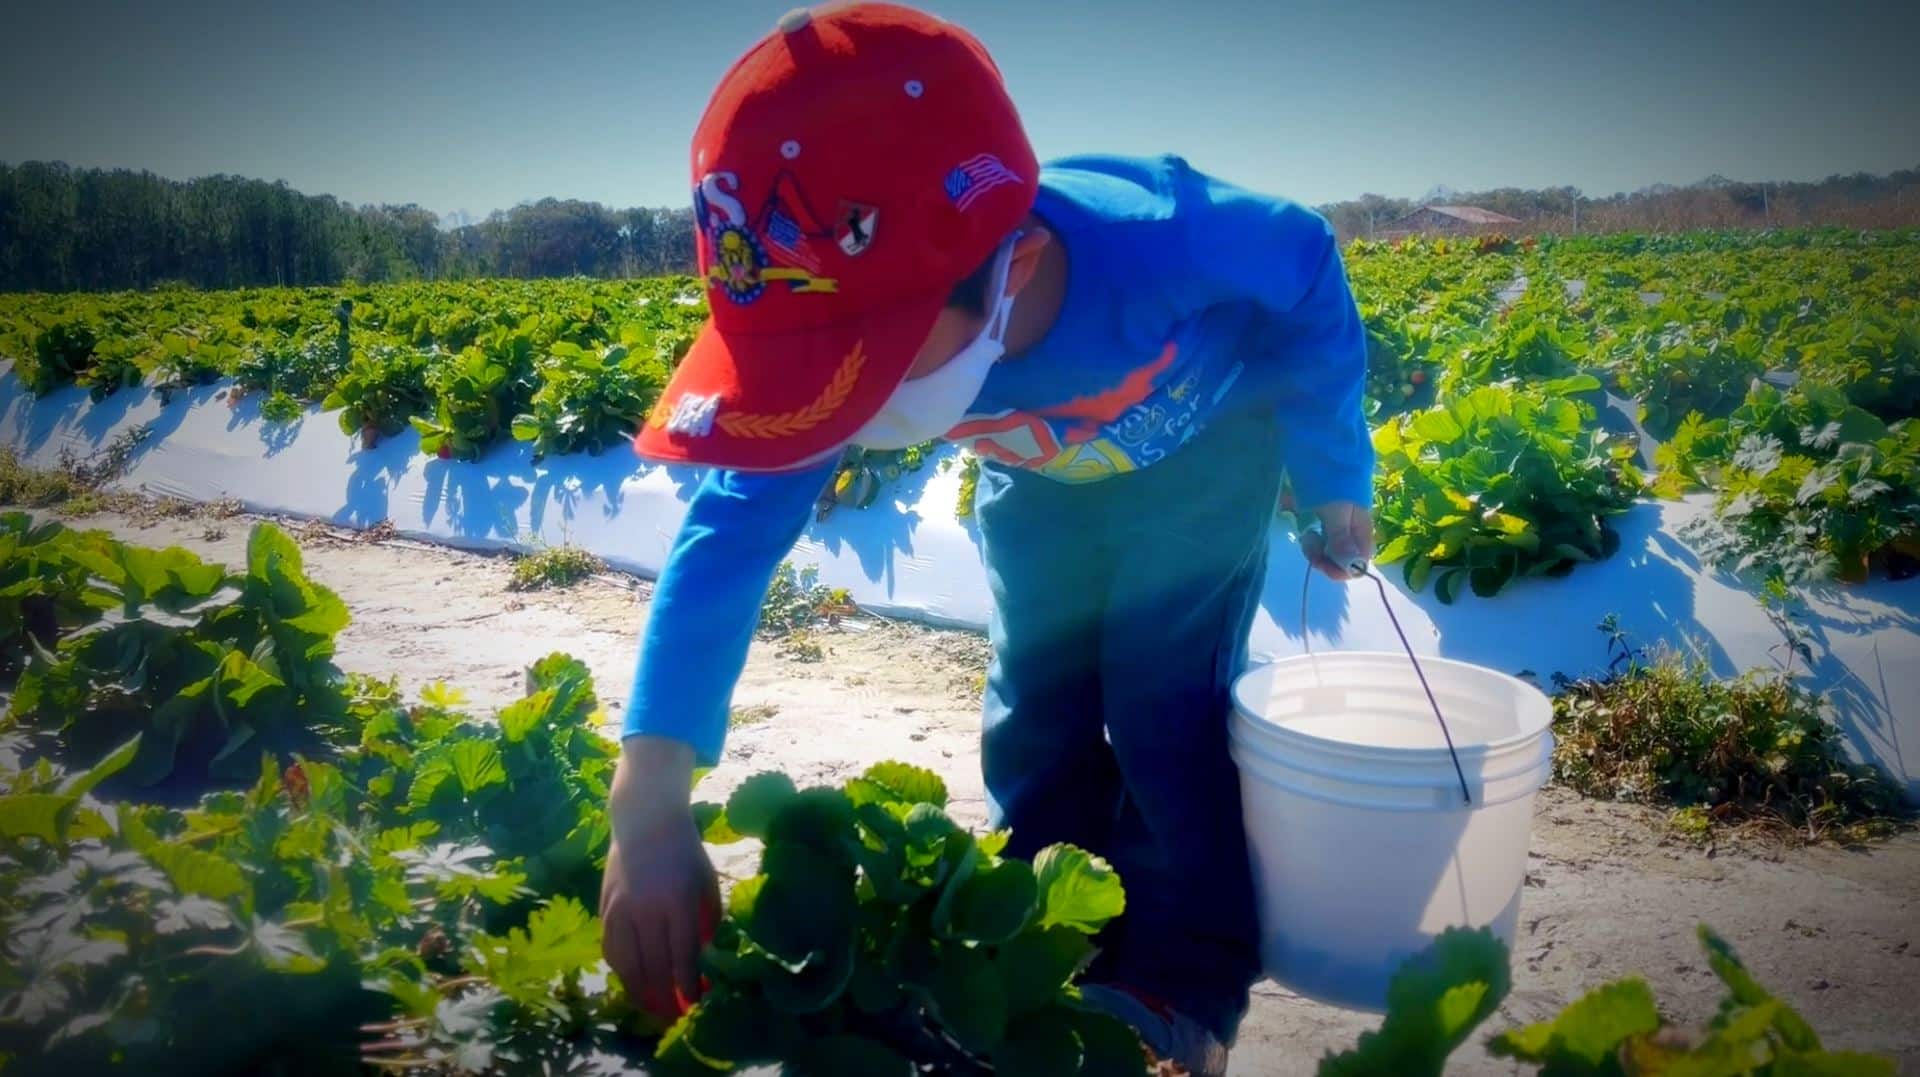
[1037,342,1178,440]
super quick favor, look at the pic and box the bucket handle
[1299,540,1473,806]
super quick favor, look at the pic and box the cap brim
[634,290,946,471]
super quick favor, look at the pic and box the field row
[2,228,1917,595]
[0,512,1897,1074]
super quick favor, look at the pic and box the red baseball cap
[632,2,1039,471]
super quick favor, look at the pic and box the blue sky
[4,0,1917,220]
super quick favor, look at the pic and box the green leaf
[783,1034,912,1077]
[938,858,1038,944]
[250,916,327,973]
[1540,373,1604,396]
[1436,568,1467,604]
[447,739,507,796]
[0,794,78,843]
[1488,978,1660,1071]
[1697,925,1819,1051]
[692,801,744,845]
[998,926,1097,1016]
[496,689,555,743]
[857,761,947,808]
[1072,1009,1150,1076]
[929,942,1008,1053]
[992,1012,1085,1077]
[1376,534,1419,564]
[1405,554,1434,592]
[726,772,798,839]
[1033,844,1125,934]
[140,834,249,901]
[1317,927,1510,1077]
[1411,409,1465,443]
[672,989,773,1068]
[59,734,142,800]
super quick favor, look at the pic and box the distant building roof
[1420,204,1523,225]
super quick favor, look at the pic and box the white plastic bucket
[1229,651,1554,1011]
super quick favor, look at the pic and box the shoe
[1077,983,1230,1076]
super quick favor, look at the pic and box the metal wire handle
[1300,551,1473,806]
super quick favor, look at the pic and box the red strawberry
[437,444,452,460]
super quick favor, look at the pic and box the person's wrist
[610,735,695,841]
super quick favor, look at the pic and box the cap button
[776,7,811,33]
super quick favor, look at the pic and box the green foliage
[1551,637,1903,842]
[1372,382,1644,601]
[4,521,347,797]
[1610,324,1766,438]
[1310,924,1895,1076]
[508,542,604,592]
[1319,927,1511,1076]
[232,334,349,402]
[0,524,1900,1075]
[953,451,982,520]
[1488,927,1895,1076]
[670,760,1140,1074]
[1657,383,1920,583]
[17,320,100,395]
[510,333,671,459]
[758,561,855,638]
[412,333,539,461]
[321,342,434,444]
[0,450,90,512]
[816,443,936,518]
[259,389,305,423]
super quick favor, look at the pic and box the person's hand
[1301,500,1374,581]
[599,736,721,1022]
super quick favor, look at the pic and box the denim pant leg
[973,460,1125,861]
[1084,407,1284,1045]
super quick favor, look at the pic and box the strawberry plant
[413,329,539,461]
[509,335,670,460]
[321,342,434,447]
[1657,383,1920,583]
[4,523,348,797]
[1371,382,1645,601]
[1442,286,1591,390]
[0,514,106,678]
[1320,925,1896,1076]
[72,336,145,402]
[231,334,349,403]
[657,762,1148,1076]
[1607,323,1765,438]
[18,319,100,395]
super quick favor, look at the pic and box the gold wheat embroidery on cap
[716,341,866,438]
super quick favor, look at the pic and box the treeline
[0,161,695,293]
[1318,167,1920,242]
[8,158,1920,294]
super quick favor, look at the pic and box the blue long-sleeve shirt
[624,153,1373,764]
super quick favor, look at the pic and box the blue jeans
[974,405,1282,1045]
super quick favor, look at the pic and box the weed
[777,629,826,663]
[729,702,779,727]
[508,542,604,592]
[1552,637,1904,843]
[758,560,855,637]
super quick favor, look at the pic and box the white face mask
[850,234,1019,450]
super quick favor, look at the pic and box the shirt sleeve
[620,459,832,766]
[1175,162,1376,509]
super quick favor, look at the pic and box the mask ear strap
[985,231,1022,342]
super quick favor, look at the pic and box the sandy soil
[60,509,1920,1075]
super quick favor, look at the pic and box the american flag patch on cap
[944,153,1021,212]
